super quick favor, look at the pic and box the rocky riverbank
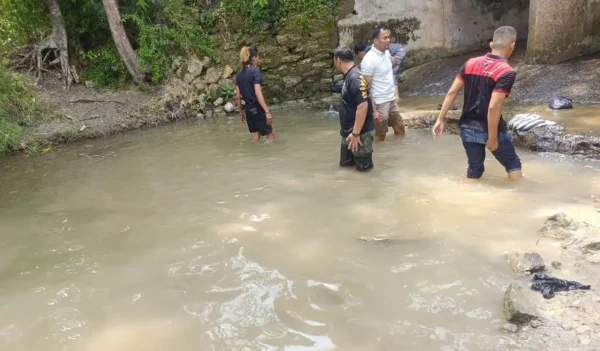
[501,213,600,351]
[399,44,600,105]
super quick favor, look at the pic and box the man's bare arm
[363,75,379,114]
[235,85,243,115]
[436,78,464,122]
[254,84,270,113]
[353,101,368,134]
[487,91,508,139]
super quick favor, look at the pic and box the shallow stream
[1,106,599,350]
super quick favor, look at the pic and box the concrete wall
[337,0,530,67]
[526,0,600,64]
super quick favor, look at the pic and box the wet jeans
[460,127,522,179]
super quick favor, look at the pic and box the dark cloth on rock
[530,273,591,299]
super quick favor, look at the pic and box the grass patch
[0,61,56,153]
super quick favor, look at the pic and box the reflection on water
[0,106,599,350]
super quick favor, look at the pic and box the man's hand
[346,134,362,152]
[432,119,445,139]
[391,57,398,67]
[266,111,273,125]
[373,110,383,125]
[486,138,499,152]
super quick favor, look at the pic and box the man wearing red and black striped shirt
[433,26,522,181]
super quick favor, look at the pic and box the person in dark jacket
[235,46,274,142]
[334,46,375,171]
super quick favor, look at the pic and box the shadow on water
[0,107,599,350]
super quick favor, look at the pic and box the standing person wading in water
[360,27,405,142]
[433,26,522,181]
[235,47,274,142]
[334,46,375,172]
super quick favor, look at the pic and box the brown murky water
[398,95,600,135]
[1,106,599,351]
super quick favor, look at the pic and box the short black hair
[334,46,354,62]
[354,44,368,54]
[371,26,389,40]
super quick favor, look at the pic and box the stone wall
[218,19,338,104]
[338,0,530,67]
[153,19,339,119]
[526,0,600,64]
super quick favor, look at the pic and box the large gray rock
[283,76,301,88]
[223,102,235,113]
[183,58,205,84]
[205,68,223,84]
[192,78,207,92]
[507,252,546,275]
[539,213,578,239]
[504,282,540,325]
[213,97,224,107]
[207,84,220,101]
[509,116,600,160]
[222,65,234,79]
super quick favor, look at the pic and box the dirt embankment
[399,45,600,105]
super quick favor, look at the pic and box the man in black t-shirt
[433,26,522,181]
[334,46,375,172]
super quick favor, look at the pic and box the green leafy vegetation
[221,85,235,100]
[0,61,53,153]
[80,45,129,88]
[0,0,51,55]
[217,0,336,31]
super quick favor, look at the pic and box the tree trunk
[102,0,144,84]
[45,0,76,88]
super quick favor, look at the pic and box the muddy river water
[1,105,599,350]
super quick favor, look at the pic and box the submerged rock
[509,115,600,159]
[539,213,578,239]
[504,282,540,325]
[502,323,519,333]
[551,261,562,269]
[508,252,546,275]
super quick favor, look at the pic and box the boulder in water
[504,282,540,325]
[538,213,578,239]
[549,96,573,110]
[507,251,546,275]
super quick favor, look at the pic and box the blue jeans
[460,128,522,179]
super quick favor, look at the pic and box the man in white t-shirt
[360,27,405,142]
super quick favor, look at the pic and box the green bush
[0,62,50,153]
[217,0,336,30]
[221,85,235,100]
[124,0,218,83]
[0,118,23,153]
[0,0,51,54]
[0,62,40,125]
[81,45,130,87]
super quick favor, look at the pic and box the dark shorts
[460,127,522,179]
[340,130,375,172]
[245,104,272,136]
